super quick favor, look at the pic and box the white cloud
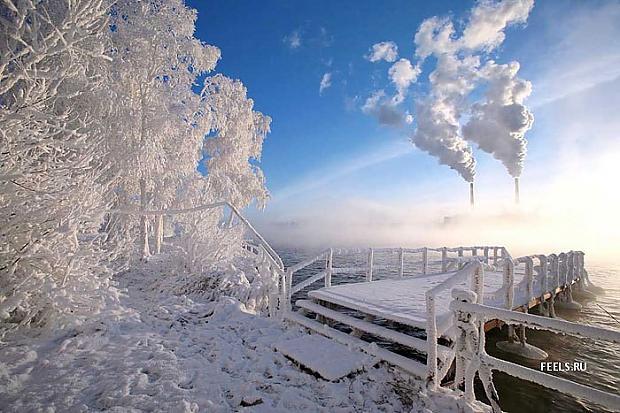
[283,29,301,49]
[388,58,421,103]
[319,72,332,95]
[366,41,399,62]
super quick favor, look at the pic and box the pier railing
[450,288,620,412]
[425,260,485,389]
[282,245,508,309]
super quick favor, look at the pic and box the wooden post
[325,248,333,287]
[422,247,428,275]
[559,253,567,287]
[525,257,534,303]
[366,248,374,282]
[458,247,464,270]
[426,292,438,390]
[398,248,404,278]
[286,269,293,311]
[441,247,448,272]
[539,255,548,294]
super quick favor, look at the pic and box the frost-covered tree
[200,75,271,209]
[0,0,115,326]
[166,74,271,277]
[0,0,273,327]
[103,0,220,259]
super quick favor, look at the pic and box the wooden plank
[296,300,451,359]
[275,334,373,381]
[291,270,327,294]
[284,312,427,378]
[309,289,428,330]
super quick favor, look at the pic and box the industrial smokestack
[470,182,475,207]
[514,177,520,204]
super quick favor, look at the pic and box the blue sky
[187,0,620,254]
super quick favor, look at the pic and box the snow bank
[0,264,488,412]
[135,248,279,316]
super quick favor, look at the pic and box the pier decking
[307,269,515,336]
[253,245,620,411]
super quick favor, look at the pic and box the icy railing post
[503,258,517,341]
[577,252,587,290]
[525,257,534,303]
[492,247,499,266]
[452,289,475,392]
[503,258,515,309]
[285,268,293,312]
[367,248,374,282]
[483,247,489,264]
[422,247,428,275]
[537,255,549,316]
[550,254,559,289]
[470,261,484,304]
[441,247,448,272]
[325,248,333,287]
[458,247,464,270]
[567,252,574,285]
[425,290,438,390]
[398,248,404,278]
[559,253,567,287]
[452,288,501,411]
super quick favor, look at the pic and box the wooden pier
[253,245,620,412]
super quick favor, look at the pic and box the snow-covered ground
[0,259,485,412]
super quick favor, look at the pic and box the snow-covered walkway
[0,265,483,412]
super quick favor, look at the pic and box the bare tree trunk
[140,178,150,258]
[155,214,163,254]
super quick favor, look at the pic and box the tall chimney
[469,182,475,207]
[514,177,520,204]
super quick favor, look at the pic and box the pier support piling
[554,286,582,311]
[497,322,548,361]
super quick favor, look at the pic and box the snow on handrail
[288,250,330,274]
[282,245,507,312]
[453,301,620,342]
[450,290,620,412]
[482,355,620,411]
[425,260,484,389]
[107,201,284,270]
